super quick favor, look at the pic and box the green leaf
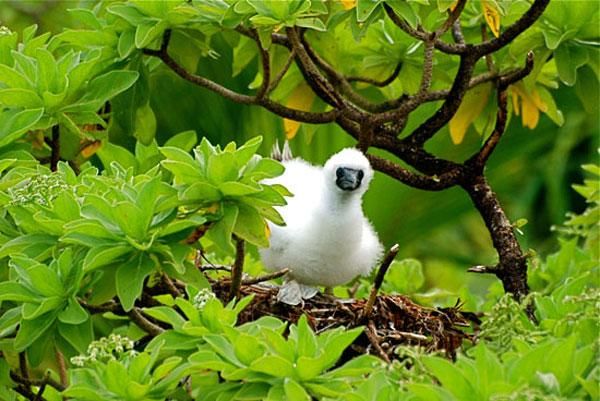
[181,182,221,202]
[0,282,39,303]
[295,17,327,31]
[143,306,186,328]
[356,0,381,23]
[385,0,418,28]
[219,181,262,196]
[57,297,89,324]
[116,253,156,311]
[65,70,139,112]
[14,312,56,351]
[96,142,138,171]
[0,64,33,89]
[423,356,476,400]
[233,332,265,365]
[206,204,239,253]
[296,315,317,358]
[555,43,589,86]
[135,21,168,48]
[250,355,295,377]
[284,378,310,401]
[0,108,44,148]
[164,130,197,151]
[0,88,43,108]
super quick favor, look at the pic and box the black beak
[335,167,364,191]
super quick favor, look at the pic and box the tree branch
[383,4,467,55]
[405,53,478,145]
[229,235,245,301]
[367,154,461,191]
[363,244,400,319]
[143,31,340,124]
[127,307,165,336]
[473,0,550,56]
[347,62,402,87]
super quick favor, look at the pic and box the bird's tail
[271,140,293,161]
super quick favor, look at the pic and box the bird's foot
[277,280,318,306]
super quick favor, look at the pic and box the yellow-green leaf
[449,83,492,144]
[283,83,315,140]
[510,83,547,129]
[482,0,501,38]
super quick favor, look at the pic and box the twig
[200,265,232,273]
[383,4,465,55]
[54,347,68,388]
[347,62,402,87]
[451,19,465,44]
[386,331,429,341]
[19,352,28,379]
[418,39,435,94]
[268,49,295,94]
[366,321,390,363]
[162,273,182,298]
[143,31,339,124]
[78,299,119,314]
[127,307,165,336]
[10,371,65,392]
[254,31,271,100]
[363,244,400,319]
[241,268,289,285]
[229,235,245,301]
[467,265,499,274]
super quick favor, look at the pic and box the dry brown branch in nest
[210,279,480,362]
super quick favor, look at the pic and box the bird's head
[323,148,374,196]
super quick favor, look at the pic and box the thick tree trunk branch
[462,175,529,301]
[141,0,550,310]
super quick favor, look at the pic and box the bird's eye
[357,170,364,180]
[336,168,345,178]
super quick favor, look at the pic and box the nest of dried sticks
[209,244,480,362]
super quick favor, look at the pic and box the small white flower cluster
[0,26,11,36]
[70,334,135,367]
[192,288,217,310]
[8,174,70,206]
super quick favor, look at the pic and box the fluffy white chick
[260,145,383,304]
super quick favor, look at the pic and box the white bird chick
[260,144,383,304]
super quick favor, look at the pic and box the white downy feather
[260,147,384,304]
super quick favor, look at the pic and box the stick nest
[211,280,480,362]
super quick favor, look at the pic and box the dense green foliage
[0,1,597,400]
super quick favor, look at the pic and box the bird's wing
[270,140,294,161]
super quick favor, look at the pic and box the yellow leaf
[482,0,501,38]
[283,83,316,140]
[265,222,271,239]
[340,0,356,10]
[80,140,102,158]
[449,83,492,144]
[510,83,548,129]
[204,202,220,214]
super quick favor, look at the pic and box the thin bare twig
[347,62,403,87]
[363,244,400,319]
[229,236,245,301]
[268,49,295,94]
[9,371,65,392]
[467,265,499,274]
[127,307,165,336]
[241,268,289,285]
[254,32,271,100]
[366,321,391,363]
